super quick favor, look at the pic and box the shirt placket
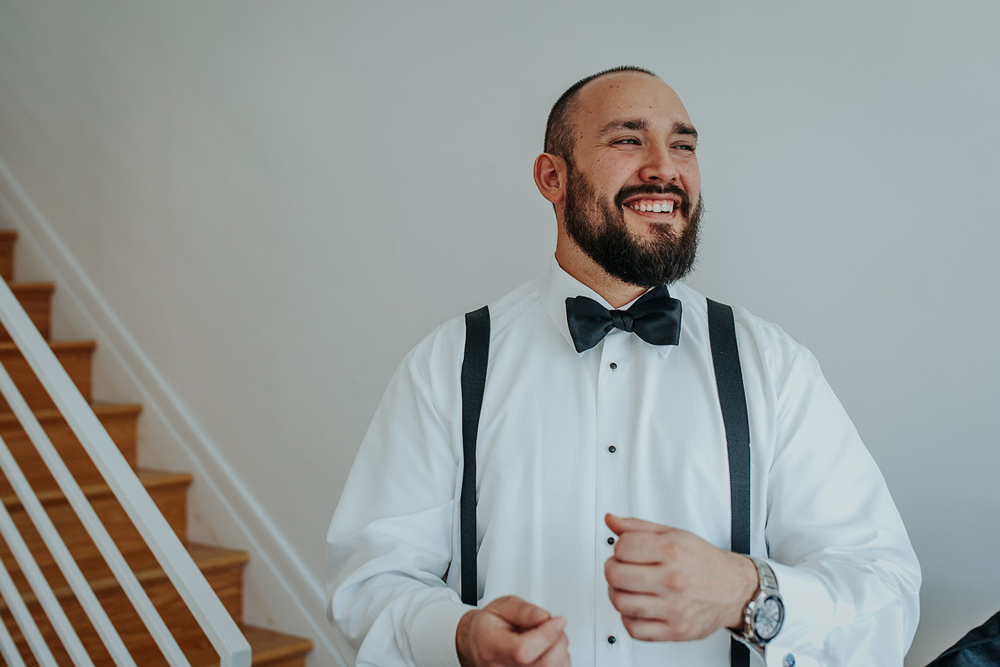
[594,331,633,665]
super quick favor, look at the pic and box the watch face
[753,596,784,641]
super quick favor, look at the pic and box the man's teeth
[629,200,675,213]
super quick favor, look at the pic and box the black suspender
[459,299,750,666]
[707,299,752,556]
[460,306,491,606]
[707,299,752,667]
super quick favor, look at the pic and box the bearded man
[326,67,920,667]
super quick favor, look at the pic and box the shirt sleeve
[326,346,473,667]
[759,345,921,667]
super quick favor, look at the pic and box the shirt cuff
[407,598,476,667]
[758,561,833,667]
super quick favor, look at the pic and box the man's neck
[554,241,648,309]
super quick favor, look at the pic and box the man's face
[560,73,703,287]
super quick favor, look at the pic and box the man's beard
[563,163,702,288]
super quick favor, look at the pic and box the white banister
[0,277,251,665]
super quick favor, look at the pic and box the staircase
[0,230,313,666]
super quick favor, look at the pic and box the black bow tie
[565,286,682,353]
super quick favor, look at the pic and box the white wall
[0,2,997,664]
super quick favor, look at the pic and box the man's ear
[533,153,567,204]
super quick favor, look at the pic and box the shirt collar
[538,256,675,358]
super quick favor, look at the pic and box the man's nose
[638,144,681,184]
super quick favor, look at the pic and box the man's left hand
[604,513,758,642]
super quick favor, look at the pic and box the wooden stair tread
[228,625,313,667]
[68,542,249,593]
[0,339,96,409]
[1,468,192,508]
[0,402,143,427]
[7,282,55,294]
[89,402,145,416]
[1,542,249,609]
[0,282,54,340]
[0,339,96,352]
[0,401,141,495]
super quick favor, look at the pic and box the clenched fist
[604,513,758,642]
[456,595,571,667]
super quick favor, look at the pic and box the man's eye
[613,138,640,145]
[674,143,696,152]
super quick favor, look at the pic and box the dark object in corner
[926,610,1000,666]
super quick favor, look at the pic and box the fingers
[511,616,567,664]
[605,558,663,594]
[607,584,670,620]
[489,595,552,630]
[605,583,711,643]
[611,530,673,564]
[536,629,571,667]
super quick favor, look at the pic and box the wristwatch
[736,556,785,647]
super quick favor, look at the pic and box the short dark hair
[544,66,658,161]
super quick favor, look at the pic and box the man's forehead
[575,72,691,131]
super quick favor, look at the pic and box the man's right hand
[455,596,570,667]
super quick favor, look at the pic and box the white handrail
[0,369,138,667]
[0,279,251,665]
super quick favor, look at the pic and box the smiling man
[327,67,920,667]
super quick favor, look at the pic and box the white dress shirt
[326,258,920,667]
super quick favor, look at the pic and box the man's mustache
[615,184,692,218]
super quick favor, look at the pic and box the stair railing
[0,277,251,666]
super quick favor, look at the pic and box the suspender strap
[460,306,490,605]
[707,299,751,552]
[707,299,752,667]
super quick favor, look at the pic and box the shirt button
[607,536,615,545]
[608,445,616,453]
[607,636,616,644]
[783,655,796,667]
[609,362,617,370]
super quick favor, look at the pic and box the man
[327,67,920,667]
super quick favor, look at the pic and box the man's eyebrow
[598,118,699,140]
[674,122,698,140]
[599,118,649,135]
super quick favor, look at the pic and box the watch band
[752,556,779,598]
[738,556,784,647]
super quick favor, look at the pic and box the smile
[626,199,676,214]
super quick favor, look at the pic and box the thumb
[606,513,664,536]
[489,596,552,630]
[605,513,624,536]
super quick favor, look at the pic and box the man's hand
[604,513,758,642]
[456,596,570,667]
